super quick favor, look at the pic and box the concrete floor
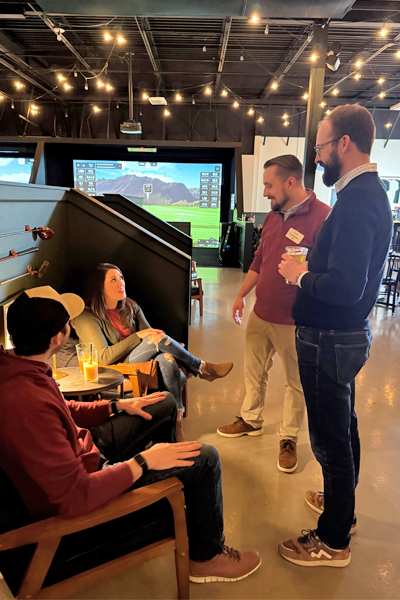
[1,267,399,600]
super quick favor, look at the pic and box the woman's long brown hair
[85,263,139,329]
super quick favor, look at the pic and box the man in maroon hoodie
[218,155,330,473]
[0,286,261,583]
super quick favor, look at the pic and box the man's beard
[321,150,342,187]
[271,193,290,213]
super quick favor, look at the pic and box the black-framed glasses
[314,136,343,155]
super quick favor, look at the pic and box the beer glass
[285,246,308,285]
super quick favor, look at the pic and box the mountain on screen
[96,174,198,205]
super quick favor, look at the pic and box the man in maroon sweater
[0,286,260,584]
[218,155,330,473]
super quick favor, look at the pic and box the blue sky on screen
[83,161,222,188]
[0,158,33,183]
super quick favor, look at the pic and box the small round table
[57,366,124,402]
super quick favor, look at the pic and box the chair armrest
[0,478,183,551]
[99,362,142,375]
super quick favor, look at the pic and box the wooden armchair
[0,477,189,600]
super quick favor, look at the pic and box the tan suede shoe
[199,361,234,382]
[189,545,261,583]
[217,417,262,438]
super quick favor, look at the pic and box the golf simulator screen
[73,160,223,248]
[0,157,34,184]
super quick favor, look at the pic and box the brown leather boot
[199,361,234,382]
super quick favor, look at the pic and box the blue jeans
[126,335,202,410]
[295,325,372,549]
[91,393,224,561]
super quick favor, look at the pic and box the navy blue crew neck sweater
[292,171,393,330]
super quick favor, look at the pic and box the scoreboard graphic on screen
[199,166,221,209]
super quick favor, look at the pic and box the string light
[240,53,244,61]
[63,83,72,90]
[192,96,195,104]
[142,92,149,100]
[282,113,289,119]
[221,89,228,96]
[354,73,361,80]
[11,100,14,109]
[378,77,386,84]
[0,94,4,101]
[355,59,363,67]
[176,93,182,101]
[283,120,289,126]
[164,109,171,116]
[73,70,78,78]
[326,109,331,115]
[248,108,254,115]
[320,101,326,107]
[205,87,212,94]
[84,81,89,91]
[104,32,113,41]
[380,27,388,37]
[251,15,260,23]
[258,116,264,122]
[385,122,392,128]
[311,54,318,61]
[14,81,24,89]
[397,50,400,58]
[57,74,65,82]
[332,88,339,95]
[97,80,104,88]
[106,83,113,91]
[271,82,278,90]
[303,93,308,99]
[379,92,386,98]
[93,106,101,113]
[203,45,207,52]
[233,101,239,108]
[117,35,126,44]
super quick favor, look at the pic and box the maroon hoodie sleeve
[66,398,111,428]
[3,387,133,519]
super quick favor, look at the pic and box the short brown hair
[263,154,303,181]
[322,104,375,155]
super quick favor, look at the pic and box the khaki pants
[240,311,305,441]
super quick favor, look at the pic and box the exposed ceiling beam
[262,27,313,99]
[215,17,232,93]
[0,56,62,101]
[0,30,53,85]
[135,16,164,95]
[27,4,96,76]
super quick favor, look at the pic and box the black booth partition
[0,182,191,348]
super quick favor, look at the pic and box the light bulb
[258,116,264,123]
[378,78,385,84]
[320,101,326,107]
[332,88,339,95]
[116,103,119,109]
[30,104,38,110]
[97,80,104,88]
[143,92,149,100]
[192,96,195,105]
[205,87,212,94]
[15,81,24,89]
[356,59,363,67]
[0,94,4,101]
[11,100,14,109]
[74,71,78,78]
[164,109,170,116]
[84,82,89,91]
[248,108,254,115]
[283,113,289,119]
[240,54,244,61]
[397,50,400,58]
[203,45,207,52]
[221,89,228,96]
[93,106,101,113]
[271,82,278,90]
[106,84,113,91]
[233,101,239,108]
[311,54,317,61]
[326,109,331,115]
[57,74,65,82]
[104,32,112,41]
[117,35,126,44]
[57,33,62,41]
[379,92,386,98]
[176,93,182,101]
[63,83,72,90]
[380,27,388,37]
[303,93,308,99]
[385,122,392,128]
[251,15,259,23]
[65,111,68,118]
[284,121,289,126]
[354,73,361,80]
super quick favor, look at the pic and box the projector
[149,97,167,105]
[120,120,142,134]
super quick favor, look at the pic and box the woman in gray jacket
[74,263,233,439]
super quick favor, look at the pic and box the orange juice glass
[83,347,98,382]
[76,343,93,374]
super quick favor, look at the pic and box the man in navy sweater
[277,104,392,567]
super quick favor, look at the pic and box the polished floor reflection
[2,267,399,600]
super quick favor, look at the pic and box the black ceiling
[1,0,400,122]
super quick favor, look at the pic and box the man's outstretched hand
[116,392,166,420]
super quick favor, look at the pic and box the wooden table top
[57,366,124,396]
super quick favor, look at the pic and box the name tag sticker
[286,228,305,244]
